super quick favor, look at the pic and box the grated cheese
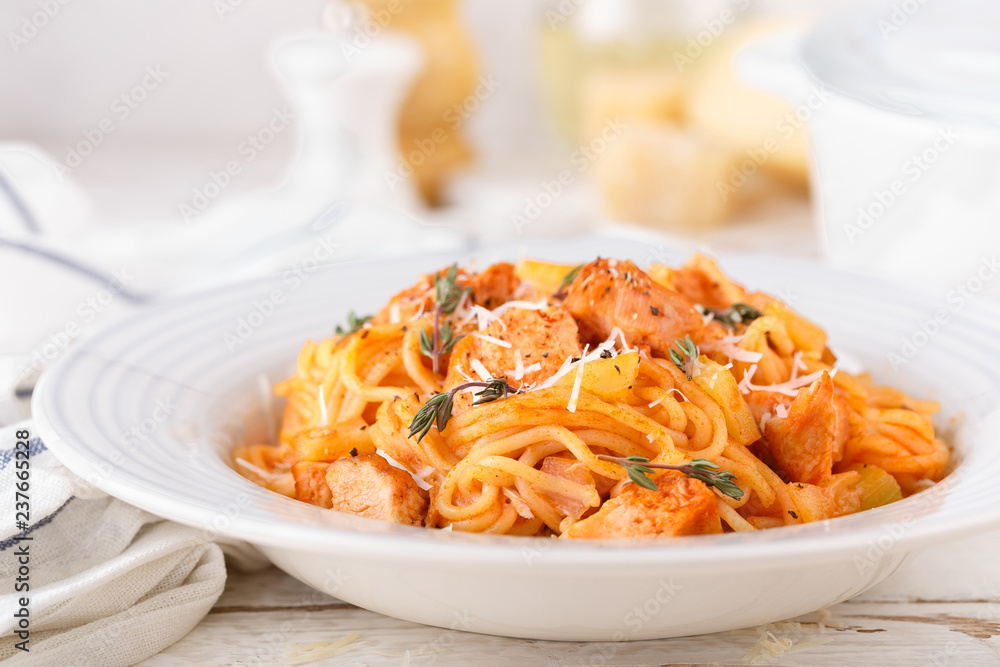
[534,330,631,392]
[466,304,506,331]
[388,303,400,324]
[648,397,664,408]
[524,362,541,374]
[512,349,524,381]
[470,358,492,382]
[472,332,512,349]
[738,364,835,397]
[724,346,763,363]
[317,385,329,427]
[665,387,690,402]
[775,403,789,419]
[701,334,763,364]
[708,369,719,389]
[502,487,534,518]
[608,326,630,350]
[408,300,426,322]
[376,448,431,490]
[452,290,473,322]
[489,299,547,318]
[758,411,772,431]
[742,620,834,664]
[455,364,475,383]
[567,344,589,413]
[738,364,759,394]
[280,633,358,665]
[534,355,575,390]
[235,457,288,482]
[793,350,807,372]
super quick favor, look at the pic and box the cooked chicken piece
[560,259,702,357]
[744,390,794,426]
[467,262,521,308]
[539,456,601,520]
[564,471,722,538]
[655,253,749,310]
[324,454,428,525]
[372,262,524,325]
[370,271,436,326]
[762,372,850,485]
[787,471,862,522]
[689,318,733,356]
[291,461,333,508]
[445,306,582,391]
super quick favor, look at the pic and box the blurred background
[0,0,849,232]
[4,0,1000,423]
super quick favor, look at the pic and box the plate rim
[31,238,1000,569]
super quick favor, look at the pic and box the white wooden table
[140,528,1000,666]
[137,206,1000,666]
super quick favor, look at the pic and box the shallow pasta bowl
[32,236,1000,641]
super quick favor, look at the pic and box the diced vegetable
[514,260,580,295]
[745,315,794,357]
[292,419,375,462]
[844,462,903,511]
[692,356,760,446]
[646,263,676,291]
[555,351,639,401]
[787,471,862,522]
[765,302,827,355]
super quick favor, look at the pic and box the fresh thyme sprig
[668,335,700,380]
[408,378,518,442]
[697,303,762,329]
[419,320,461,359]
[421,264,472,374]
[554,264,583,297]
[335,311,372,335]
[596,454,745,500]
[435,263,471,314]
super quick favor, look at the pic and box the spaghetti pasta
[233,255,950,538]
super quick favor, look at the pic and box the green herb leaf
[628,466,658,490]
[684,459,744,500]
[420,265,472,374]
[419,327,433,356]
[669,335,699,380]
[335,311,372,335]
[435,264,472,315]
[439,321,464,355]
[408,391,453,442]
[596,454,745,500]
[556,264,583,294]
[472,378,512,405]
[697,303,763,329]
[408,379,519,443]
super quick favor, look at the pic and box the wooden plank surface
[141,529,1000,667]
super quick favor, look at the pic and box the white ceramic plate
[33,236,1000,641]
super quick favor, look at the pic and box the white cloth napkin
[0,138,464,664]
[0,423,270,666]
